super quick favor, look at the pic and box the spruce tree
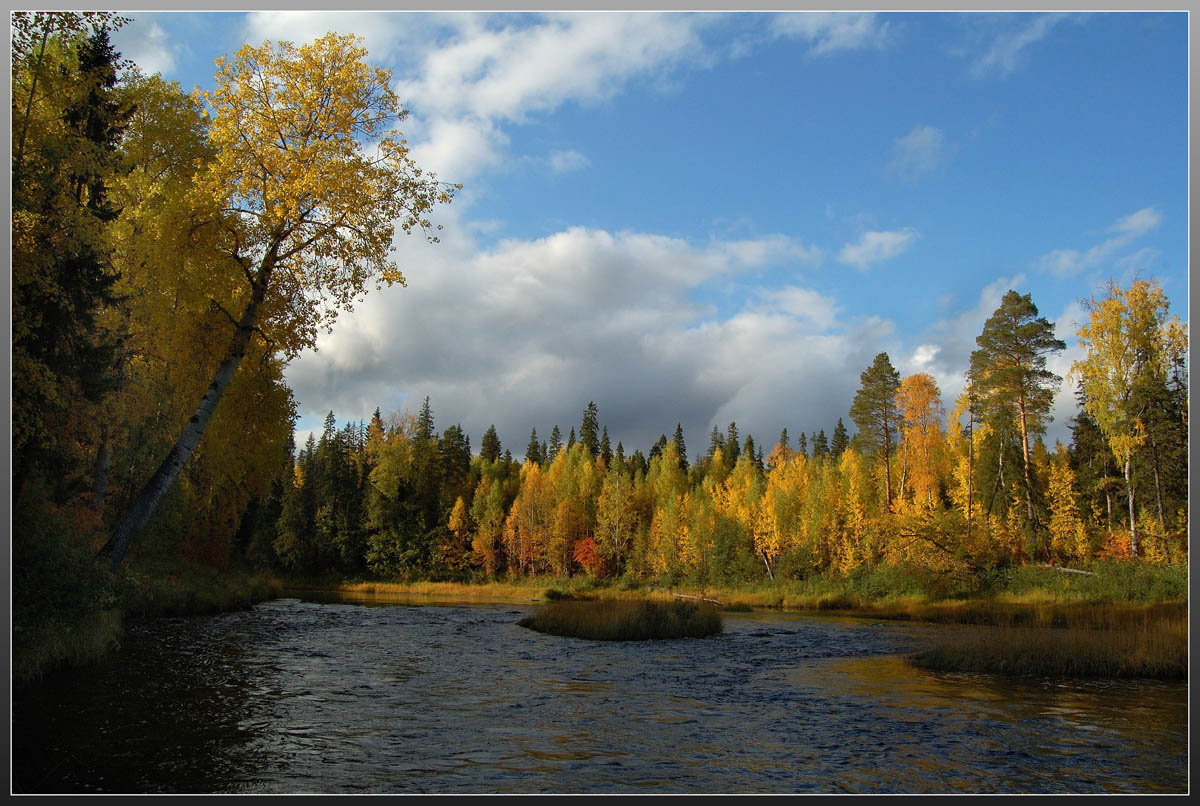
[725,422,741,464]
[797,432,808,457]
[831,418,849,458]
[580,401,600,457]
[525,427,542,465]
[673,423,689,470]
[480,424,502,464]
[600,426,612,466]
[708,425,725,458]
[548,425,563,462]
[812,430,828,458]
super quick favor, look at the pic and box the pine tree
[970,290,1064,532]
[796,432,808,457]
[778,427,790,450]
[548,425,563,463]
[567,427,577,451]
[649,434,669,460]
[850,352,901,509]
[600,426,612,466]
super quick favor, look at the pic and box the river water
[12,594,1188,794]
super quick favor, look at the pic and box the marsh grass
[117,560,283,617]
[910,614,1187,679]
[12,609,123,686]
[518,599,723,641]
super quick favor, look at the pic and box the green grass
[12,609,124,686]
[116,559,283,617]
[518,599,723,641]
[909,614,1187,679]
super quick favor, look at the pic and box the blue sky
[111,11,1189,457]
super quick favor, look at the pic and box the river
[12,593,1188,793]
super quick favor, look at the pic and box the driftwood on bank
[1036,564,1098,576]
[673,593,725,607]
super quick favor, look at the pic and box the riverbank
[13,559,284,687]
[288,562,1187,679]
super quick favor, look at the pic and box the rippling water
[12,595,1188,793]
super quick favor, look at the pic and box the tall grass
[519,599,723,641]
[910,614,1187,679]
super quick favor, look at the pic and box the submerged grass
[518,599,723,641]
[909,614,1188,679]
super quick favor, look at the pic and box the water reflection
[12,596,1187,794]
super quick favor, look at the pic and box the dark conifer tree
[525,427,542,465]
[548,425,563,462]
[673,423,688,470]
[725,422,741,464]
[708,425,725,458]
[796,432,808,457]
[812,429,828,458]
[580,401,600,456]
[831,417,849,458]
[480,424,502,464]
[600,426,612,466]
[850,352,902,508]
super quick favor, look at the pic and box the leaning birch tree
[98,33,457,569]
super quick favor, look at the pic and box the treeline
[258,283,1187,584]
[10,14,1187,608]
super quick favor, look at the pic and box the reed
[518,599,723,641]
[909,614,1187,679]
[12,609,123,686]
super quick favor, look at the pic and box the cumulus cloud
[970,13,1069,78]
[284,226,882,458]
[837,229,918,270]
[771,12,890,56]
[887,124,946,183]
[114,20,177,76]
[1037,207,1162,277]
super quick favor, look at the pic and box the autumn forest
[11,14,1189,679]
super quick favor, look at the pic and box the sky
[110,10,1190,459]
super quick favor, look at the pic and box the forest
[11,14,1189,679]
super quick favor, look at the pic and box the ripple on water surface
[12,597,1188,794]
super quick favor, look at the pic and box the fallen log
[1037,564,1098,576]
[673,593,725,607]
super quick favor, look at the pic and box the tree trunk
[1148,431,1165,530]
[98,267,270,571]
[882,413,893,511]
[760,549,775,581]
[1017,395,1037,528]
[92,424,111,512]
[987,450,1005,516]
[966,408,973,542]
[1125,457,1138,560]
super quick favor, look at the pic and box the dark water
[12,594,1188,794]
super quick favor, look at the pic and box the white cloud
[1037,207,1162,277]
[970,13,1068,78]
[547,149,590,174]
[243,11,419,65]
[284,225,881,457]
[837,229,918,270]
[887,124,945,183]
[772,12,890,56]
[114,20,177,76]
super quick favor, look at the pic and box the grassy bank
[518,599,722,641]
[909,614,1188,679]
[13,559,284,687]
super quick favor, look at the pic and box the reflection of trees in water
[13,610,275,793]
